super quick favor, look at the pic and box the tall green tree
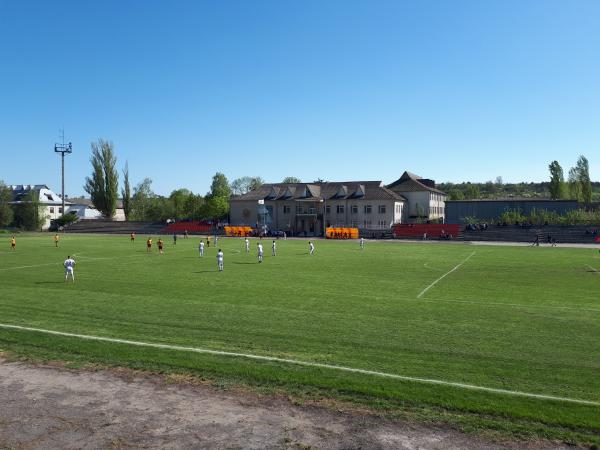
[465,184,480,200]
[84,139,119,217]
[204,172,231,219]
[576,155,592,203]
[548,160,566,199]
[282,176,302,183]
[0,181,14,227]
[568,167,583,201]
[448,189,464,201]
[210,172,232,198]
[230,176,263,195]
[184,192,204,220]
[169,188,192,219]
[121,161,131,220]
[130,178,155,221]
[12,190,45,230]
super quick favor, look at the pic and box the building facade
[9,184,69,230]
[230,181,406,236]
[9,185,127,230]
[387,171,447,222]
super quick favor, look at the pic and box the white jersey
[216,251,223,261]
[245,239,249,250]
[257,244,263,255]
[64,258,75,271]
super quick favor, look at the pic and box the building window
[296,205,305,214]
[336,205,344,214]
[378,220,386,229]
[59,207,63,213]
[309,207,315,214]
[283,205,291,214]
[363,219,372,228]
[378,205,386,214]
[325,205,331,214]
[49,207,54,213]
[364,205,372,214]
[351,205,358,214]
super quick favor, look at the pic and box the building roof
[67,196,124,209]
[232,181,406,202]
[9,184,69,205]
[387,171,447,195]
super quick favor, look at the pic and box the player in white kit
[199,240,205,257]
[257,243,264,263]
[272,240,277,256]
[359,237,365,250]
[216,249,224,271]
[309,241,315,255]
[245,237,250,253]
[64,255,76,283]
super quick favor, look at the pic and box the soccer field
[1,234,599,443]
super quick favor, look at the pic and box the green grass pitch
[1,234,599,443]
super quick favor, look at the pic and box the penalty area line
[0,323,598,407]
[587,265,599,274]
[417,252,476,299]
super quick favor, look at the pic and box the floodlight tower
[54,130,72,216]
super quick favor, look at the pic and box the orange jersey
[147,239,152,246]
[11,239,16,246]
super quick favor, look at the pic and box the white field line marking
[0,253,155,271]
[0,323,598,407]
[417,252,476,299]
[0,262,60,271]
[587,265,599,274]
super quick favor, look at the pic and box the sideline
[417,252,476,299]
[0,322,598,407]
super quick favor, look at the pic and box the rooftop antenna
[54,127,72,217]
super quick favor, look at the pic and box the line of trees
[82,140,305,222]
[443,155,597,202]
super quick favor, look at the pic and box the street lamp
[54,138,72,216]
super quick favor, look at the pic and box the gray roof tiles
[232,181,406,202]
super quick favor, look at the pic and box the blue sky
[1,0,598,197]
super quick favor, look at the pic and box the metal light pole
[54,136,72,216]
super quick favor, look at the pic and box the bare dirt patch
[0,358,573,449]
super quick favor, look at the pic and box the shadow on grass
[34,281,64,284]
[231,262,257,265]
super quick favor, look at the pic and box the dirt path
[0,359,570,449]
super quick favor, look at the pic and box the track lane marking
[417,252,476,299]
[0,322,598,407]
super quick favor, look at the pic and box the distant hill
[438,181,600,201]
